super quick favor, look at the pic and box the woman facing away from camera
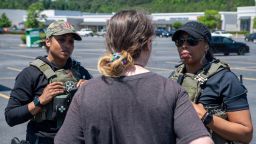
[169,21,253,144]
[54,10,213,144]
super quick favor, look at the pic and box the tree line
[0,0,254,13]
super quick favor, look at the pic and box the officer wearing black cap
[169,21,253,143]
[172,21,212,43]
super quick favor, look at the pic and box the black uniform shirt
[198,69,249,112]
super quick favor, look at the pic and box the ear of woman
[45,38,51,47]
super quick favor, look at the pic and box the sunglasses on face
[175,37,203,47]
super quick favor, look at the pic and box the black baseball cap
[172,21,211,43]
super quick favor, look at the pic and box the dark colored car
[155,29,171,37]
[168,29,176,37]
[244,33,256,42]
[210,36,249,56]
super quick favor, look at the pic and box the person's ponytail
[98,50,134,77]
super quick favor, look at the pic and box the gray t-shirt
[55,72,209,144]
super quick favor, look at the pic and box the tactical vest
[169,59,238,144]
[170,59,229,103]
[30,59,81,128]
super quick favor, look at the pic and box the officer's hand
[192,103,207,119]
[76,79,88,87]
[39,82,65,105]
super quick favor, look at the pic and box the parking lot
[0,34,256,143]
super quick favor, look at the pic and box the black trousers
[26,133,54,144]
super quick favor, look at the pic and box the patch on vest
[64,81,76,92]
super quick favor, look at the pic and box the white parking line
[165,61,180,64]
[0,93,10,99]
[85,67,98,72]
[75,52,103,55]
[146,66,172,71]
[7,67,22,72]
[7,66,99,73]
[226,61,256,65]
[0,77,15,80]
[0,52,35,59]
[231,67,256,72]
[243,77,256,81]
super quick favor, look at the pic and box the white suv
[76,28,93,37]
[211,31,233,38]
[96,29,106,37]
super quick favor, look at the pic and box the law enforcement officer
[170,21,253,143]
[5,21,92,144]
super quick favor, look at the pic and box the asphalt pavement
[0,34,256,144]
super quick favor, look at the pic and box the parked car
[155,29,171,37]
[244,33,256,42]
[76,28,93,37]
[210,36,249,56]
[96,29,106,37]
[168,29,176,37]
[211,30,233,38]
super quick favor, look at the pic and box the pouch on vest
[179,73,201,102]
[30,59,80,128]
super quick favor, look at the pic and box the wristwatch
[202,112,213,126]
[33,97,43,107]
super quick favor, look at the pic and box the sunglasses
[175,37,203,47]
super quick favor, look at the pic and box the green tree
[172,21,182,29]
[0,0,255,13]
[0,13,12,27]
[198,10,221,30]
[25,2,44,28]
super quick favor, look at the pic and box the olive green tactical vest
[169,59,237,144]
[30,59,80,128]
[169,59,229,103]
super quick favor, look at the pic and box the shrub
[229,31,249,35]
[20,34,26,44]
[40,32,46,39]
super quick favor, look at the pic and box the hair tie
[111,52,127,65]
[111,52,121,62]
[121,59,127,65]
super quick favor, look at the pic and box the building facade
[0,6,256,33]
[237,6,256,33]
[39,10,238,32]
